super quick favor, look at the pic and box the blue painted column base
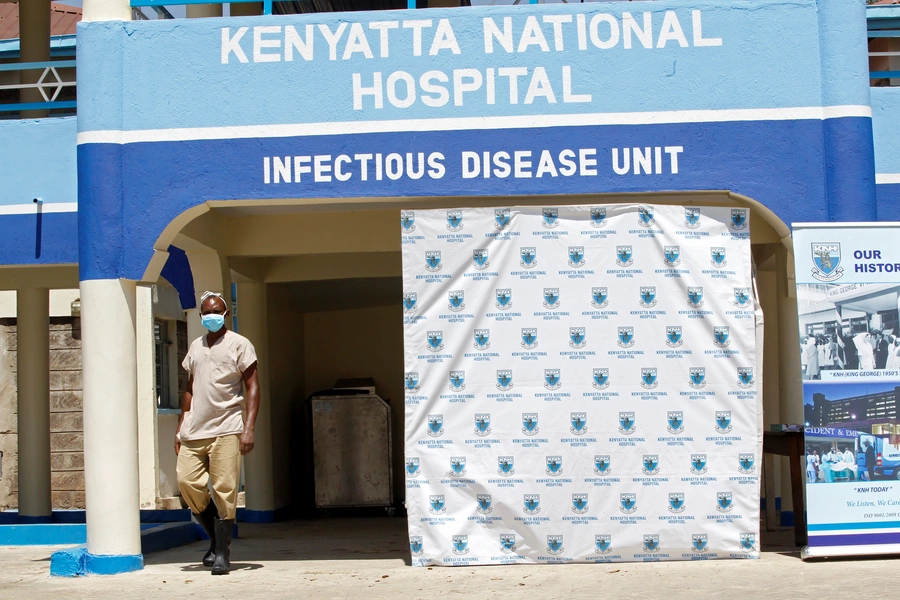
[50,547,143,577]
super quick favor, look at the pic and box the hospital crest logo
[449,457,467,477]
[692,534,709,553]
[641,367,658,389]
[496,370,513,391]
[811,243,843,282]
[523,494,541,514]
[666,326,683,347]
[734,287,752,308]
[687,287,704,308]
[404,372,420,393]
[616,245,633,267]
[448,370,465,392]
[446,210,463,232]
[546,456,563,476]
[590,207,607,227]
[546,535,564,555]
[520,247,537,268]
[594,455,611,475]
[668,493,685,513]
[542,208,559,228]
[474,413,491,436]
[714,326,730,347]
[476,494,492,514]
[617,326,635,348]
[690,454,708,475]
[664,245,681,267]
[405,457,420,478]
[472,249,489,270]
[543,288,560,309]
[711,247,727,267]
[572,494,589,514]
[452,535,469,555]
[639,286,657,308]
[715,411,732,434]
[544,369,561,390]
[740,533,757,552]
[620,493,637,514]
[410,536,423,556]
[689,367,706,388]
[500,534,517,553]
[738,453,756,474]
[569,327,586,349]
[424,250,442,272]
[400,211,416,233]
[642,454,660,475]
[495,288,512,310]
[638,206,655,227]
[429,495,446,514]
[684,208,701,229]
[522,413,539,436]
[618,412,636,435]
[570,412,588,435]
[473,329,490,350]
[494,208,511,230]
[643,534,660,553]
[402,292,418,313]
[427,414,444,437]
[737,367,754,388]
[595,535,612,554]
[497,456,515,476]
[592,368,610,390]
[448,290,465,312]
[591,287,609,308]
[717,492,734,513]
[667,411,684,434]
[568,246,585,268]
[521,328,538,349]
[730,208,748,230]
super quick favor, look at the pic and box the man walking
[175,291,260,575]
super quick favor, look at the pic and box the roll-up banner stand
[793,223,900,559]
[402,204,762,565]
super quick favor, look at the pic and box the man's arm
[175,375,193,455]
[241,362,260,455]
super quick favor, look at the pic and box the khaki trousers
[176,434,241,520]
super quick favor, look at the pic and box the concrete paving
[1,518,898,599]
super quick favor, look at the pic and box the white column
[235,282,275,515]
[135,285,158,509]
[186,4,223,18]
[81,279,142,563]
[82,0,132,22]
[16,288,51,521]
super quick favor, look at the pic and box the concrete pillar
[186,4,223,18]
[81,279,142,573]
[230,3,263,17]
[235,282,275,517]
[135,285,158,509]
[16,288,51,522]
[82,0,132,22]
[18,0,50,119]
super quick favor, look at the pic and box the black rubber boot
[211,518,233,575]
[194,501,218,567]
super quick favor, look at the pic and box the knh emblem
[639,286,657,308]
[497,456,515,476]
[449,456,467,477]
[406,457,420,478]
[689,367,706,389]
[429,494,446,514]
[642,454,660,475]
[426,330,444,352]
[496,370,513,391]
[667,411,684,434]
[684,207,701,229]
[568,246,585,268]
[546,456,563,476]
[495,208,511,230]
[692,534,709,553]
[617,326,635,348]
[641,367,658,389]
[811,243,843,282]
[404,371,420,393]
[544,369,561,390]
[521,328,538,349]
[427,414,444,437]
[473,329,491,351]
[500,534,517,553]
[402,292,418,314]
[638,206,655,226]
[448,370,466,392]
[710,247,727,267]
[687,286,704,308]
[543,288,560,309]
[666,326,683,348]
[590,207,607,227]
[524,494,541,515]
[595,534,612,554]
[738,453,756,474]
[714,326,730,347]
[495,288,512,310]
[690,454,708,475]
[715,411,733,434]
[731,208,748,230]
[592,368,610,390]
[734,287,752,308]
[664,245,681,267]
[618,412,636,435]
[547,535,564,555]
[520,246,537,268]
[400,211,416,233]
[620,493,637,514]
[452,535,469,555]
[717,492,734,513]
[643,534,660,552]
[410,536,424,556]
[570,412,588,435]
[474,413,491,436]
[594,455,611,475]
[448,290,465,312]
[569,327,586,349]
[424,250,442,272]
[572,493,589,514]
[616,245,633,267]
[542,207,559,228]
[476,494,493,514]
[737,367,755,388]
[668,492,685,513]
[522,413,539,436]
[472,249,490,270]
[446,210,463,232]
[591,287,609,308]
[740,533,757,551]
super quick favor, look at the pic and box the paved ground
[1,518,898,599]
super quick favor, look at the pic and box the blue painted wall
[872,88,900,221]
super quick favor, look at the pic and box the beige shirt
[180,330,258,441]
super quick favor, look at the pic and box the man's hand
[240,429,255,455]
[174,433,181,455]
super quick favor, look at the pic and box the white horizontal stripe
[77,105,873,145]
[876,173,900,184]
[0,202,77,215]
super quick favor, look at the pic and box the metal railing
[0,60,76,114]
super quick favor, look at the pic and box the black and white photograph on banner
[797,283,900,380]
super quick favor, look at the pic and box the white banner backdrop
[402,204,761,565]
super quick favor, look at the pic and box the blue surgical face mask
[201,314,226,333]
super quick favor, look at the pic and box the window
[155,319,179,410]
